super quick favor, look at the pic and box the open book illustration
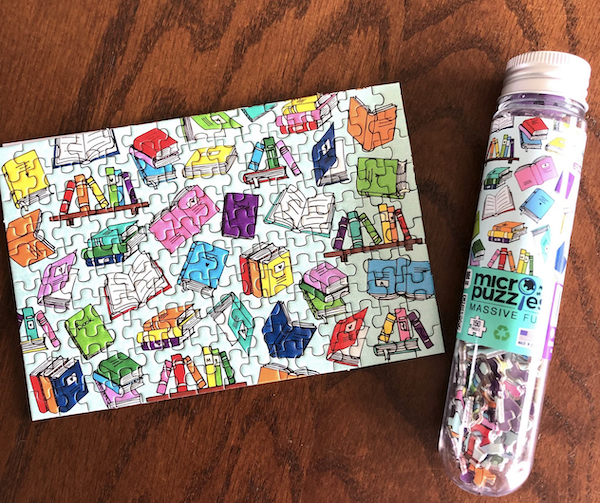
[53,129,119,168]
[104,252,171,319]
[265,184,335,236]
[482,185,515,220]
[0,83,443,420]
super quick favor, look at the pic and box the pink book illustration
[96,381,142,408]
[37,252,77,308]
[149,186,219,253]
[303,261,348,295]
[514,156,558,191]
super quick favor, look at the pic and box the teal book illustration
[0,83,443,421]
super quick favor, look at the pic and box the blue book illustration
[263,301,316,358]
[51,359,88,413]
[312,124,348,186]
[367,258,435,300]
[178,242,229,296]
[555,241,567,274]
[131,156,176,187]
[519,130,542,150]
[208,293,255,354]
[248,142,264,171]
[519,188,555,223]
[242,103,276,122]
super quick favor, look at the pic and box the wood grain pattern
[1,1,600,501]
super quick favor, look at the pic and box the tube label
[456,114,586,359]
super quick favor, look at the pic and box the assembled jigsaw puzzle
[0,83,444,420]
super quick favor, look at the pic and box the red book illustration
[60,180,76,215]
[498,248,508,270]
[171,354,187,392]
[519,118,549,140]
[327,308,369,367]
[133,128,177,160]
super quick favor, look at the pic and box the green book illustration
[347,211,363,248]
[220,351,235,384]
[356,158,409,199]
[263,137,280,169]
[97,352,141,385]
[358,213,382,244]
[302,290,346,319]
[473,211,480,238]
[65,304,113,360]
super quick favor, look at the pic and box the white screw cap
[500,51,591,111]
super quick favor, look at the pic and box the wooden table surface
[1,1,600,502]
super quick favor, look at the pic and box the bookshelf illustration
[50,170,148,226]
[324,204,423,262]
[147,347,246,403]
[484,134,519,165]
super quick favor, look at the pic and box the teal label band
[457,266,544,356]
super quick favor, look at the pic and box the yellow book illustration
[203,346,217,388]
[258,249,293,298]
[282,95,320,115]
[86,176,109,208]
[184,145,237,178]
[379,313,396,343]
[2,150,50,209]
[379,204,392,243]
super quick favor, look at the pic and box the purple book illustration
[96,381,142,409]
[37,252,77,309]
[303,262,348,295]
[222,193,259,239]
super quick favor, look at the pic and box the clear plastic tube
[439,89,588,496]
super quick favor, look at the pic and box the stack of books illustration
[130,128,180,187]
[518,117,549,152]
[240,243,293,298]
[487,221,527,243]
[483,167,512,189]
[81,222,146,267]
[93,352,144,409]
[30,356,88,414]
[275,94,338,134]
[299,262,349,319]
[137,304,202,351]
